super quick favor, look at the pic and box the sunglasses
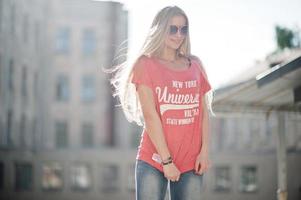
[169,25,188,36]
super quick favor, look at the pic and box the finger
[198,163,205,175]
[196,163,201,173]
[197,162,202,172]
[170,176,176,182]
[194,161,200,172]
[198,168,204,175]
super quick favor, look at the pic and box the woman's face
[164,15,188,51]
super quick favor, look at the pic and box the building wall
[43,0,130,150]
[0,0,47,151]
[0,0,301,200]
[0,149,301,200]
[208,111,301,200]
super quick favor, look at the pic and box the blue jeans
[135,159,204,200]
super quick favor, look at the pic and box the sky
[106,0,301,89]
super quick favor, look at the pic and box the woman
[110,5,214,200]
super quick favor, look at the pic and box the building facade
[1,0,301,200]
[0,1,139,200]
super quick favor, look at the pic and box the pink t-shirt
[131,56,211,174]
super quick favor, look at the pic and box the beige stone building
[208,50,301,200]
[1,0,301,200]
[0,0,139,200]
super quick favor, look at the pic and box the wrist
[161,154,171,161]
[201,144,209,152]
[161,156,173,166]
[199,149,209,157]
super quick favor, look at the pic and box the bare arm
[136,84,171,161]
[136,84,181,181]
[201,94,209,153]
[194,93,211,175]
[192,55,211,174]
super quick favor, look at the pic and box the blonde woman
[110,5,214,200]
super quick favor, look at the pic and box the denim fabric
[135,159,204,200]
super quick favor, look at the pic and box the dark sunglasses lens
[181,26,188,35]
[169,26,178,35]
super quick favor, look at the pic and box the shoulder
[188,55,208,78]
[132,55,154,76]
[133,55,152,69]
[189,55,204,70]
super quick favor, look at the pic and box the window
[42,162,63,191]
[100,165,119,192]
[34,72,39,101]
[130,127,141,148]
[8,59,14,93]
[214,166,231,191]
[296,120,301,150]
[81,75,95,102]
[240,166,258,193]
[70,163,92,191]
[243,119,253,149]
[56,75,70,102]
[55,27,70,54]
[32,118,37,151]
[81,123,94,148]
[265,119,273,148]
[55,121,68,148]
[258,119,267,146]
[0,162,4,190]
[10,5,16,36]
[249,118,262,149]
[6,109,13,146]
[21,66,27,102]
[0,54,2,97]
[0,0,3,34]
[20,114,26,148]
[127,163,135,191]
[34,21,40,50]
[82,29,96,55]
[217,118,226,151]
[224,118,237,150]
[234,117,245,150]
[14,162,33,191]
[23,14,29,43]
[286,119,297,150]
[0,120,3,147]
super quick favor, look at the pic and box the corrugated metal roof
[213,53,301,113]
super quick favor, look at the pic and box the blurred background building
[209,49,301,200]
[0,0,138,200]
[0,0,300,200]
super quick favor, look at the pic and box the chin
[167,43,181,50]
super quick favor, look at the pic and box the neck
[160,47,178,62]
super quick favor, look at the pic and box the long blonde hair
[110,6,214,126]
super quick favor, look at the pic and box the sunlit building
[208,49,301,200]
[1,0,301,200]
[0,0,139,200]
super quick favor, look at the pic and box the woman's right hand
[163,163,181,182]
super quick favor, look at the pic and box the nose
[176,30,184,38]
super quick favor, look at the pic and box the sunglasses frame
[169,25,188,36]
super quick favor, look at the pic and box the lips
[171,39,182,45]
